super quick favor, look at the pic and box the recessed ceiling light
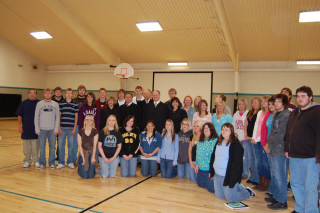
[168,62,188,66]
[30,31,53,39]
[299,11,320,22]
[297,60,320,65]
[136,22,162,32]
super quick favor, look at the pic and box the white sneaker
[56,164,64,169]
[67,163,75,169]
[50,164,55,169]
[34,162,40,168]
[22,162,30,168]
[38,165,45,170]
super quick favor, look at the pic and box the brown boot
[253,176,264,190]
[260,177,270,191]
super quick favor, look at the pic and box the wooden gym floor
[0,119,296,212]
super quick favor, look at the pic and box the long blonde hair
[216,101,228,115]
[83,115,95,129]
[191,121,203,145]
[103,114,119,135]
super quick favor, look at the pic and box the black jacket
[119,127,140,157]
[146,101,169,133]
[138,99,153,130]
[168,108,188,133]
[209,139,243,188]
[119,103,141,128]
[100,106,121,129]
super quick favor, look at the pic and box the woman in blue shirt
[212,101,233,136]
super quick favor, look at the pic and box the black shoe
[267,201,288,210]
[251,181,259,186]
[265,196,276,203]
[265,192,273,197]
[245,187,256,197]
[291,211,298,213]
[246,179,252,184]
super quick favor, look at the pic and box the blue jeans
[247,141,259,183]
[270,155,288,203]
[73,125,79,163]
[190,164,197,182]
[241,141,249,178]
[214,174,250,202]
[160,158,177,178]
[267,154,276,195]
[141,159,158,177]
[177,163,191,179]
[78,155,95,179]
[98,156,119,178]
[197,169,215,193]
[39,129,56,166]
[58,128,75,165]
[120,157,138,177]
[289,157,320,213]
[254,142,271,178]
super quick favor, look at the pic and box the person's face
[108,98,114,107]
[274,98,284,111]
[44,91,52,100]
[146,123,155,132]
[184,97,192,107]
[135,89,142,96]
[126,118,134,128]
[281,90,291,100]
[296,92,312,109]
[200,102,207,112]
[54,90,62,97]
[143,90,151,100]
[172,100,179,109]
[203,125,211,138]
[152,91,160,102]
[261,98,268,109]
[169,91,176,99]
[165,121,173,131]
[99,90,106,99]
[252,99,260,110]
[215,95,222,103]
[193,123,201,133]
[125,94,132,103]
[65,90,73,99]
[28,90,37,100]
[194,97,201,106]
[87,95,93,104]
[217,104,224,113]
[85,118,94,127]
[238,101,246,111]
[268,102,276,112]
[107,116,116,128]
[221,126,231,140]
[78,88,86,96]
[181,121,190,132]
[118,91,125,99]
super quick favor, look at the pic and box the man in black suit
[138,89,153,130]
[119,93,140,128]
[146,90,169,133]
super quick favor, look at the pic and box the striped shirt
[59,99,79,128]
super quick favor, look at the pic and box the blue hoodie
[140,131,162,157]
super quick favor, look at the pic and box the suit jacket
[146,101,169,133]
[138,99,153,130]
[119,103,141,128]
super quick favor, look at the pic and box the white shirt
[132,96,145,104]
[118,99,125,106]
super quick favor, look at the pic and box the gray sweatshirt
[267,108,290,156]
[34,100,60,133]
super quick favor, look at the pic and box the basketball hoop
[114,63,134,79]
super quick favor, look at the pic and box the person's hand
[128,154,133,160]
[58,128,63,136]
[36,132,40,136]
[123,155,128,160]
[91,156,95,164]
[71,128,76,135]
[19,127,23,133]
[157,160,160,164]
[190,163,195,169]
[53,132,58,136]
[103,158,110,164]
[209,173,214,180]
[82,157,85,165]
[285,152,290,159]
[172,164,176,167]
[245,136,251,141]
[195,165,199,174]
[251,139,257,144]
[263,144,270,153]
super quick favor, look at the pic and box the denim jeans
[197,169,215,193]
[78,155,95,179]
[160,158,177,178]
[177,163,191,179]
[247,141,259,183]
[73,125,79,163]
[254,142,271,178]
[214,174,250,202]
[58,128,75,165]
[269,155,288,203]
[39,129,56,166]
[190,163,197,182]
[289,157,320,213]
[141,159,158,177]
[120,157,138,177]
[98,156,120,178]
[267,154,276,195]
[241,141,249,178]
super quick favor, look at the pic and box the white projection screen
[153,72,213,109]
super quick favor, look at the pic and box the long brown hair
[197,99,208,115]
[199,122,218,142]
[217,123,239,146]
[247,97,261,119]
[162,119,176,142]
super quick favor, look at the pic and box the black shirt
[98,129,123,158]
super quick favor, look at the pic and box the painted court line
[80,174,156,213]
[0,189,102,213]
[0,163,23,170]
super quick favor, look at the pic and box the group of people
[16,85,319,213]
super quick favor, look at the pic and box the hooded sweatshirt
[285,102,320,162]
[177,129,193,164]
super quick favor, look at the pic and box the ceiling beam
[212,0,239,72]
[41,0,120,65]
